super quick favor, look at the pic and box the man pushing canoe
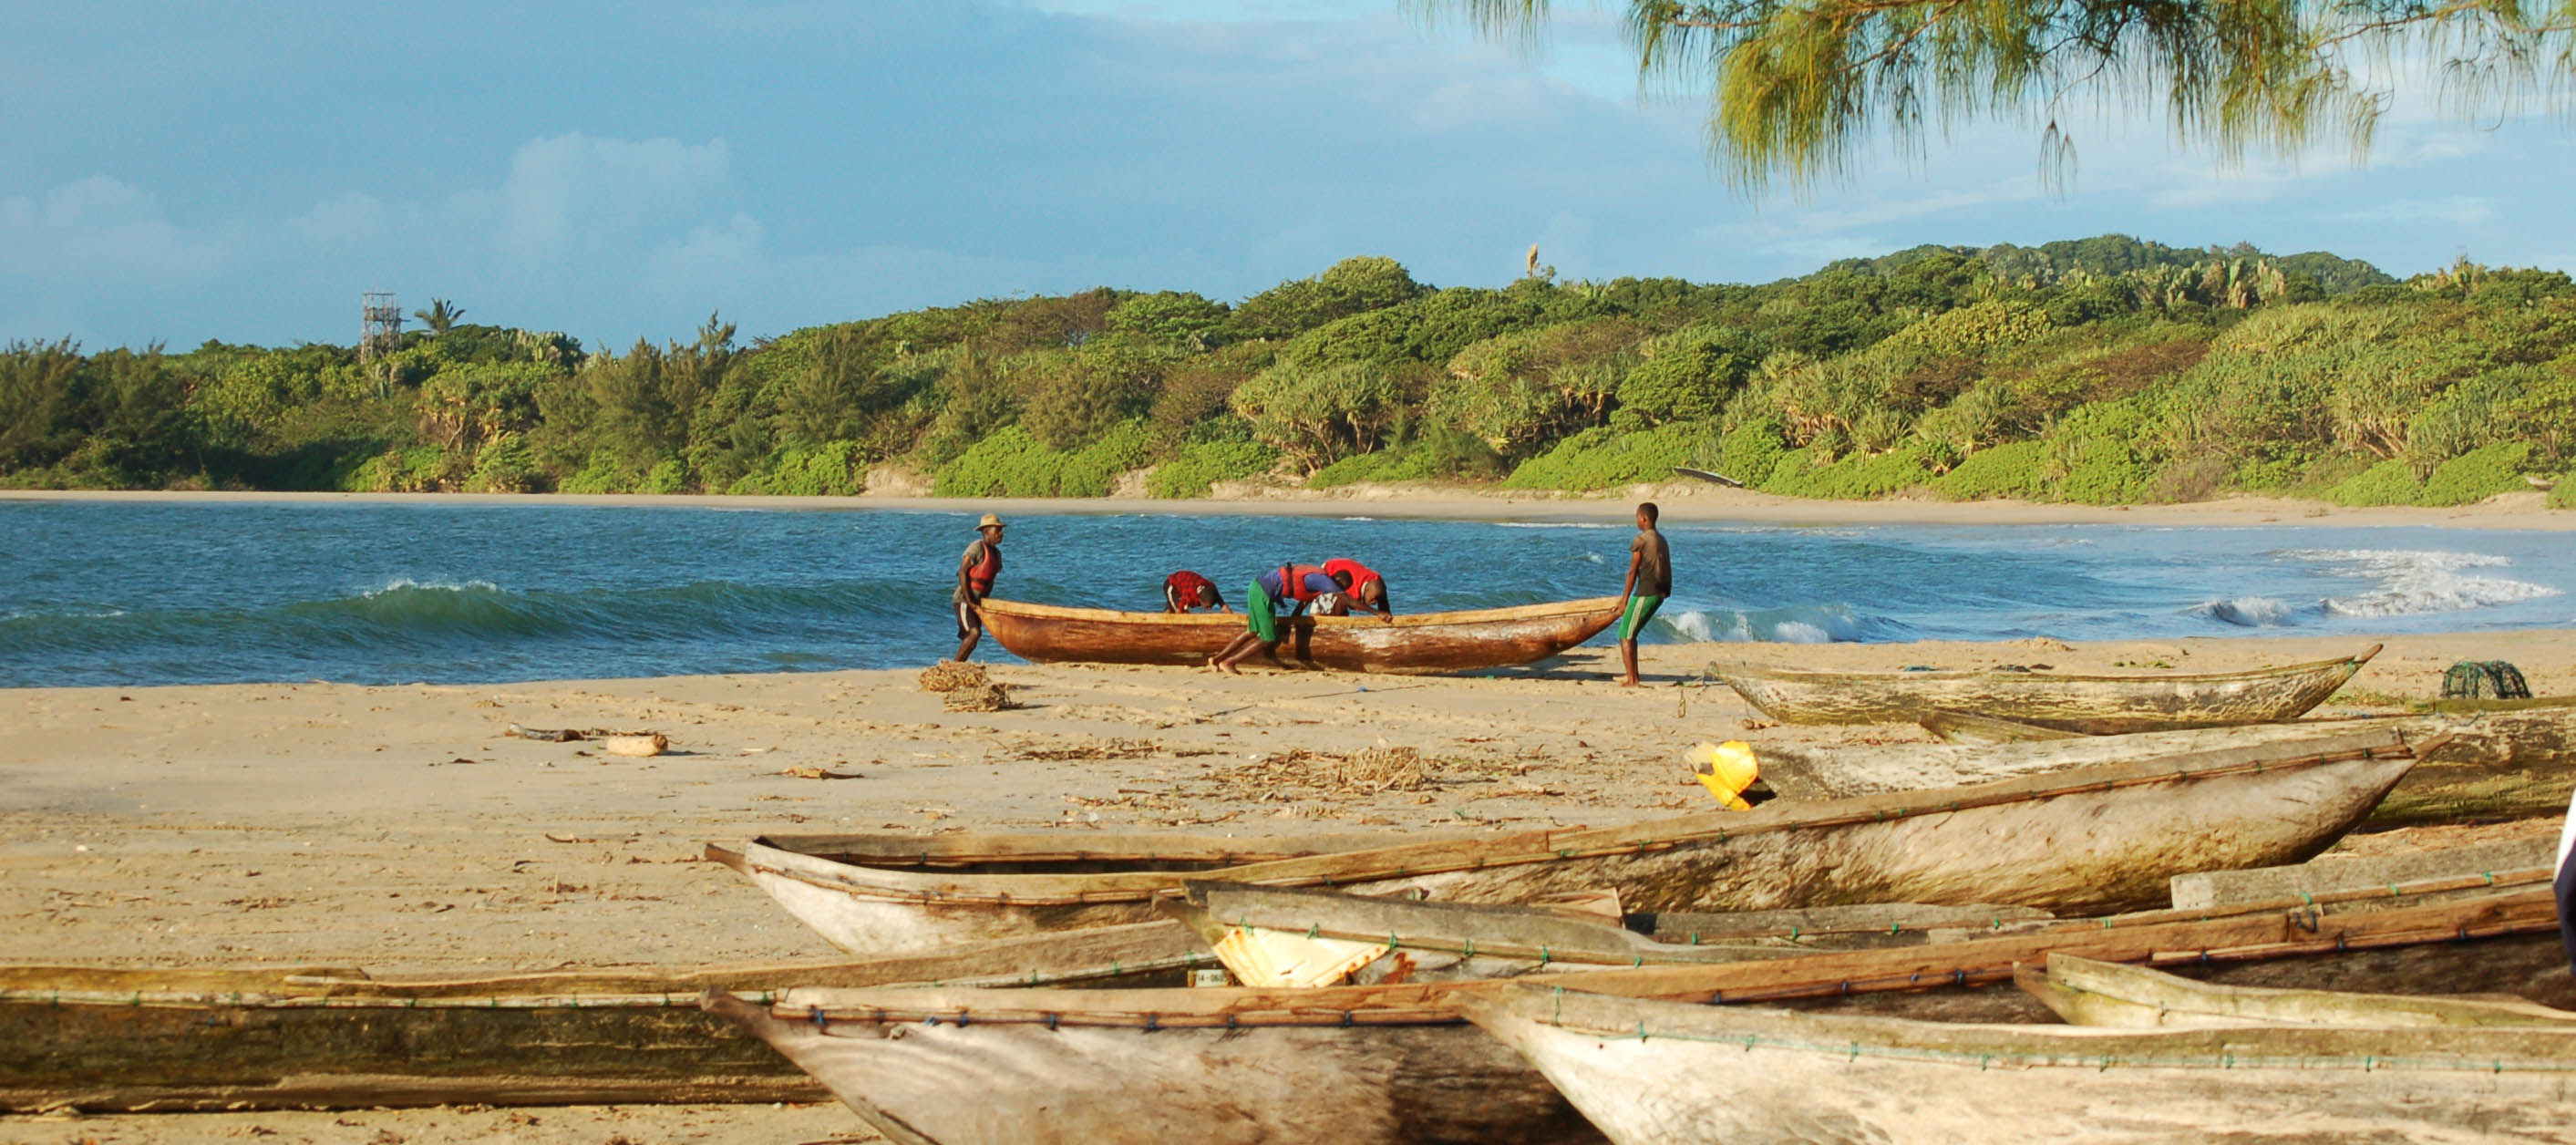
[952,513,1005,662]
[1208,563,1351,674]
[1321,557,1393,618]
[1163,570,1232,614]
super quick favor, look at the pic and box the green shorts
[1246,579,1279,643]
[1618,593,1664,641]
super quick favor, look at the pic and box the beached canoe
[709,887,2567,1144]
[704,983,1606,1145]
[1165,882,2053,986]
[1712,644,2379,732]
[2020,952,2576,1029]
[716,726,2429,956]
[1786,705,2576,826]
[1462,984,2576,1145]
[0,921,1211,1113]
[975,595,1624,674]
[1757,719,2446,801]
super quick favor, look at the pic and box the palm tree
[414,299,466,335]
[1407,1,2576,192]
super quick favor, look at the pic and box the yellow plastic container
[1688,740,1759,810]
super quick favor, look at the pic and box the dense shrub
[1499,421,1706,490]
[2324,459,2424,506]
[2419,440,2532,505]
[1147,438,1276,498]
[1309,429,1510,488]
[933,421,1153,498]
[1933,440,2052,500]
[733,440,867,496]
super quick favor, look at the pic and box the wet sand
[5,632,2572,1142]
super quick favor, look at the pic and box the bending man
[1209,563,1349,674]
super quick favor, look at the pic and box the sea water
[2,500,2570,687]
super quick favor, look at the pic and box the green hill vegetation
[6,234,2574,510]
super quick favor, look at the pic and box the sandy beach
[5,483,2571,531]
[5,625,2572,1143]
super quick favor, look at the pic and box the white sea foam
[2189,596,2303,627]
[2281,549,2560,618]
[1662,606,1869,644]
[363,578,503,597]
[1772,621,1835,644]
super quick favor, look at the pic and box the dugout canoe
[0,921,1211,1113]
[715,726,2431,956]
[1165,882,2051,986]
[974,595,1624,674]
[709,888,2568,1145]
[1781,706,2576,826]
[705,982,1605,1145]
[1462,985,2576,1145]
[2020,952,2576,1030]
[1711,644,2379,732]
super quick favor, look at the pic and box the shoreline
[4,484,2571,530]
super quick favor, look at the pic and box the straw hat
[976,513,1005,531]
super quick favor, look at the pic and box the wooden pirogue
[708,885,2565,1145]
[1461,980,2576,1145]
[0,921,1210,1113]
[974,595,1623,673]
[1789,704,2576,827]
[1710,643,2379,732]
[713,725,2431,956]
[2021,952,2576,1029]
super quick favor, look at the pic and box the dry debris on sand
[917,661,989,693]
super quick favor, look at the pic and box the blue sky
[5,1,2569,351]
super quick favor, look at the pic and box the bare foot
[1618,678,1640,688]
[1218,662,1241,676]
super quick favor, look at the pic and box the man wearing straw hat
[953,514,1005,661]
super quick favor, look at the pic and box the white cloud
[0,176,240,289]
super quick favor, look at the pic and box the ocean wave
[2279,548,2560,618]
[1658,603,1903,645]
[2189,596,2304,627]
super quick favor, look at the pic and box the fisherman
[951,513,1005,662]
[1615,501,1670,687]
[1163,570,1231,614]
[1321,557,1394,619]
[1208,562,1351,674]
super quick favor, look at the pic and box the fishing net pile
[919,661,989,693]
[943,682,1015,712]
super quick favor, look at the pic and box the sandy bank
[5,484,2570,530]
[5,630,2571,1141]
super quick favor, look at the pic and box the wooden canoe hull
[0,922,1211,1113]
[1464,985,2576,1145]
[723,730,2422,955]
[977,596,1624,674]
[704,987,1605,1145]
[2021,951,2576,1029]
[1713,645,2378,733]
[1779,706,2576,828]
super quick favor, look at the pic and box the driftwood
[1711,645,2377,733]
[976,595,1623,674]
[0,920,1209,1113]
[1463,982,2576,1145]
[716,727,2429,956]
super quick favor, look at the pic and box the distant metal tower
[360,291,403,394]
